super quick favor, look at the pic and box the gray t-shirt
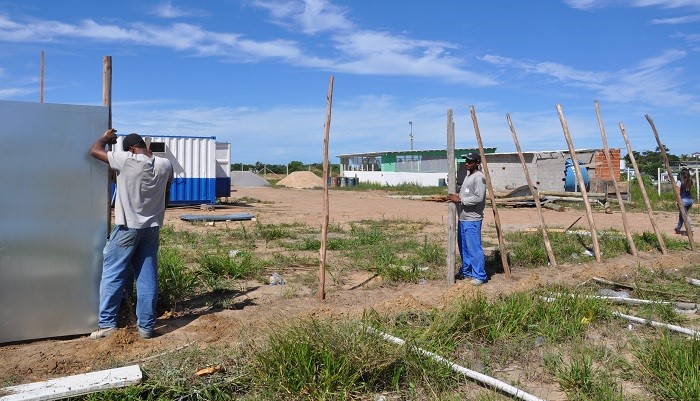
[108,151,173,228]
[457,170,486,221]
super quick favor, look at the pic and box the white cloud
[151,1,204,19]
[0,9,496,86]
[651,13,700,24]
[564,0,700,10]
[252,0,353,34]
[481,50,700,112]
[0,87,35,97]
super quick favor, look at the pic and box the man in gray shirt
[448,153,487,285]
[89,129,173,339]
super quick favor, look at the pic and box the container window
[149,142,166,153]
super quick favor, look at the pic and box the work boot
[89,327,116,339]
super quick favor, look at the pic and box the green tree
[288,160,305,172]
[624,146,679,177]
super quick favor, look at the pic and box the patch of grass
[81,346,252,401]
[251,319,406,399]
[255,221,298,242]
[158,247,197,311]
[419,289,610,354]
[505,230,692,268]
[199,251,263,285]
[634,334,700,400]
[545,348,624,401]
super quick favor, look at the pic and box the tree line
[230,161,340,175]
[230,147,695,178]
[624,146,697,177]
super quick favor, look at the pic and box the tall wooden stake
[446,109,456,285]
[646,115,695,250]
[102,56,112,237]
[507,114,557,267]
[556,103,602,262]
[470,106,510,277]
[319,75,334,300]
[594,101,637,257]
[40,50,45,103]
[619,122,667,254]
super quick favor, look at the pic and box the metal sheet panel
[0,100,109,343]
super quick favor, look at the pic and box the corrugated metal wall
[0,100,109,343]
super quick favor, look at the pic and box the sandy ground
[1,187,698,391]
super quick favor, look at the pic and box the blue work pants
[98,225,160,334]
[457,220,487,282]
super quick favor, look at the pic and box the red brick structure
[592,148,621,180]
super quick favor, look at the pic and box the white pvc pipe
[612,312,699,337]
[549,292,697,310]
[366,326,546,401]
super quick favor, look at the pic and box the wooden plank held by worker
[556,103,602,262]
[507,113,557,268]
[469,106,510,277]
[595,101,637,257]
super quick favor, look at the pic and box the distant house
[338,147,621,192]
[337,148,496,187]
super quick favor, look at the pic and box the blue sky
[1,1,699,164]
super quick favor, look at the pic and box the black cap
[122,133,146,151]
[463,152,481,163]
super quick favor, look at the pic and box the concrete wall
[342,171,448,187]
[342,149,608,192]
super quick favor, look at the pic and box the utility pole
[409,121,414,151]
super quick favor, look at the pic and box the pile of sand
[277,171,324,189]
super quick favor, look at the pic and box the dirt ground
[2,187,699,391]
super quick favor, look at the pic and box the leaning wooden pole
[619,122,667,254]
[446,109,457,285]
[507,114,557,267]
[319,75,334,300]
[102,56,113,237]
[594,101,637,257]
[470,106,510,277]
[646,114,695,250]
[556,103,602,262]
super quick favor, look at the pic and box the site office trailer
[115,135,228,205]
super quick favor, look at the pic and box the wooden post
[40,50,45,103]
[506,114,557,267]
[594,101,637,257]
[470,106,510,277]
[319,75,334,300]
[446,109,456,285]
[102,56,112,237]
[556,104,602,262]
[646,115,695,250]
[619,122,667,254]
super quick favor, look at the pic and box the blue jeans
[676,198,693,230]
[457,220,487,281]
[99,225,160,333]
